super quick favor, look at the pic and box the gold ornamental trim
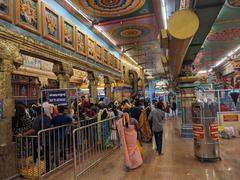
[0,26,121,79]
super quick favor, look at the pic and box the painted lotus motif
[20,0,38,28]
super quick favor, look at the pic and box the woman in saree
[117,112,143,171]
[139,109,152,142]
[97,105,111,147]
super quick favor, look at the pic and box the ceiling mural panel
[58,0,167,76]
[99,14,158,46]
[194,2,240,70]
[112,25,151,39]
[70,0,153,22]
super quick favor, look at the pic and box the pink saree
[117,117,143,169]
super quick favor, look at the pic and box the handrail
[37,124,71,136]
[73,116,120,180]
[73,117,118,133]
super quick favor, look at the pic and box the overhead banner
[48,90,67,106]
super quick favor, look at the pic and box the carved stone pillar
[104,76,113,101]
[53,62,73,89]
[87,72,99,104]
[0,41,23,179]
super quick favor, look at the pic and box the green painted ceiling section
[193,1,240,70]
[183,0,225,64]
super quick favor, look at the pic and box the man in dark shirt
[52,105,72,126]
[51,105,72,165]
[130,100,143,121]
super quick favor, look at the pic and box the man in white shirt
[42,96,53,119]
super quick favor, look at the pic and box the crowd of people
[11,95,177,173]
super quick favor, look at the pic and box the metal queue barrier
[15,125,73,179]
[15,116,119,179]
[73,117,120,180]
[16,135,40,178]
[78,117,97,127]
[37,124,73,178]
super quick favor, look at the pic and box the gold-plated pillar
[87,72,99,104]
[104,76,113,102]
[0,41,23,179]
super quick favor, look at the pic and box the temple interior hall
[0,0,240,180]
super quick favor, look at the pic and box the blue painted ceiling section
[42,0,120,58]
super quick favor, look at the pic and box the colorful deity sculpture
[64,25,72,44]
[46,14,56,35]
[20,0,37,27]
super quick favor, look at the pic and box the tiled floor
[47,118,240,180]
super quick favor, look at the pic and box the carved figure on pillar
[87,71,99,104]
[104,76,113,101]
[53,62,73,88]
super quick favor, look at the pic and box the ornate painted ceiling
[193,0,240,71]
[70,0,153,23]
[58,0,168,77]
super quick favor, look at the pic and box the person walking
[171,100,177,117]
[148,102,165,155]
[116,112,143,171]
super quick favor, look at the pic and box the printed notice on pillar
[0,99,3,121]
[48,90,67,106]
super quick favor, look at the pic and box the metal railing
[37,124,73,179]
[16,116,120,179]
[16,124,73,179]
[73,117,120,180]
[16,135,39,179]
[78,117,97,127]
